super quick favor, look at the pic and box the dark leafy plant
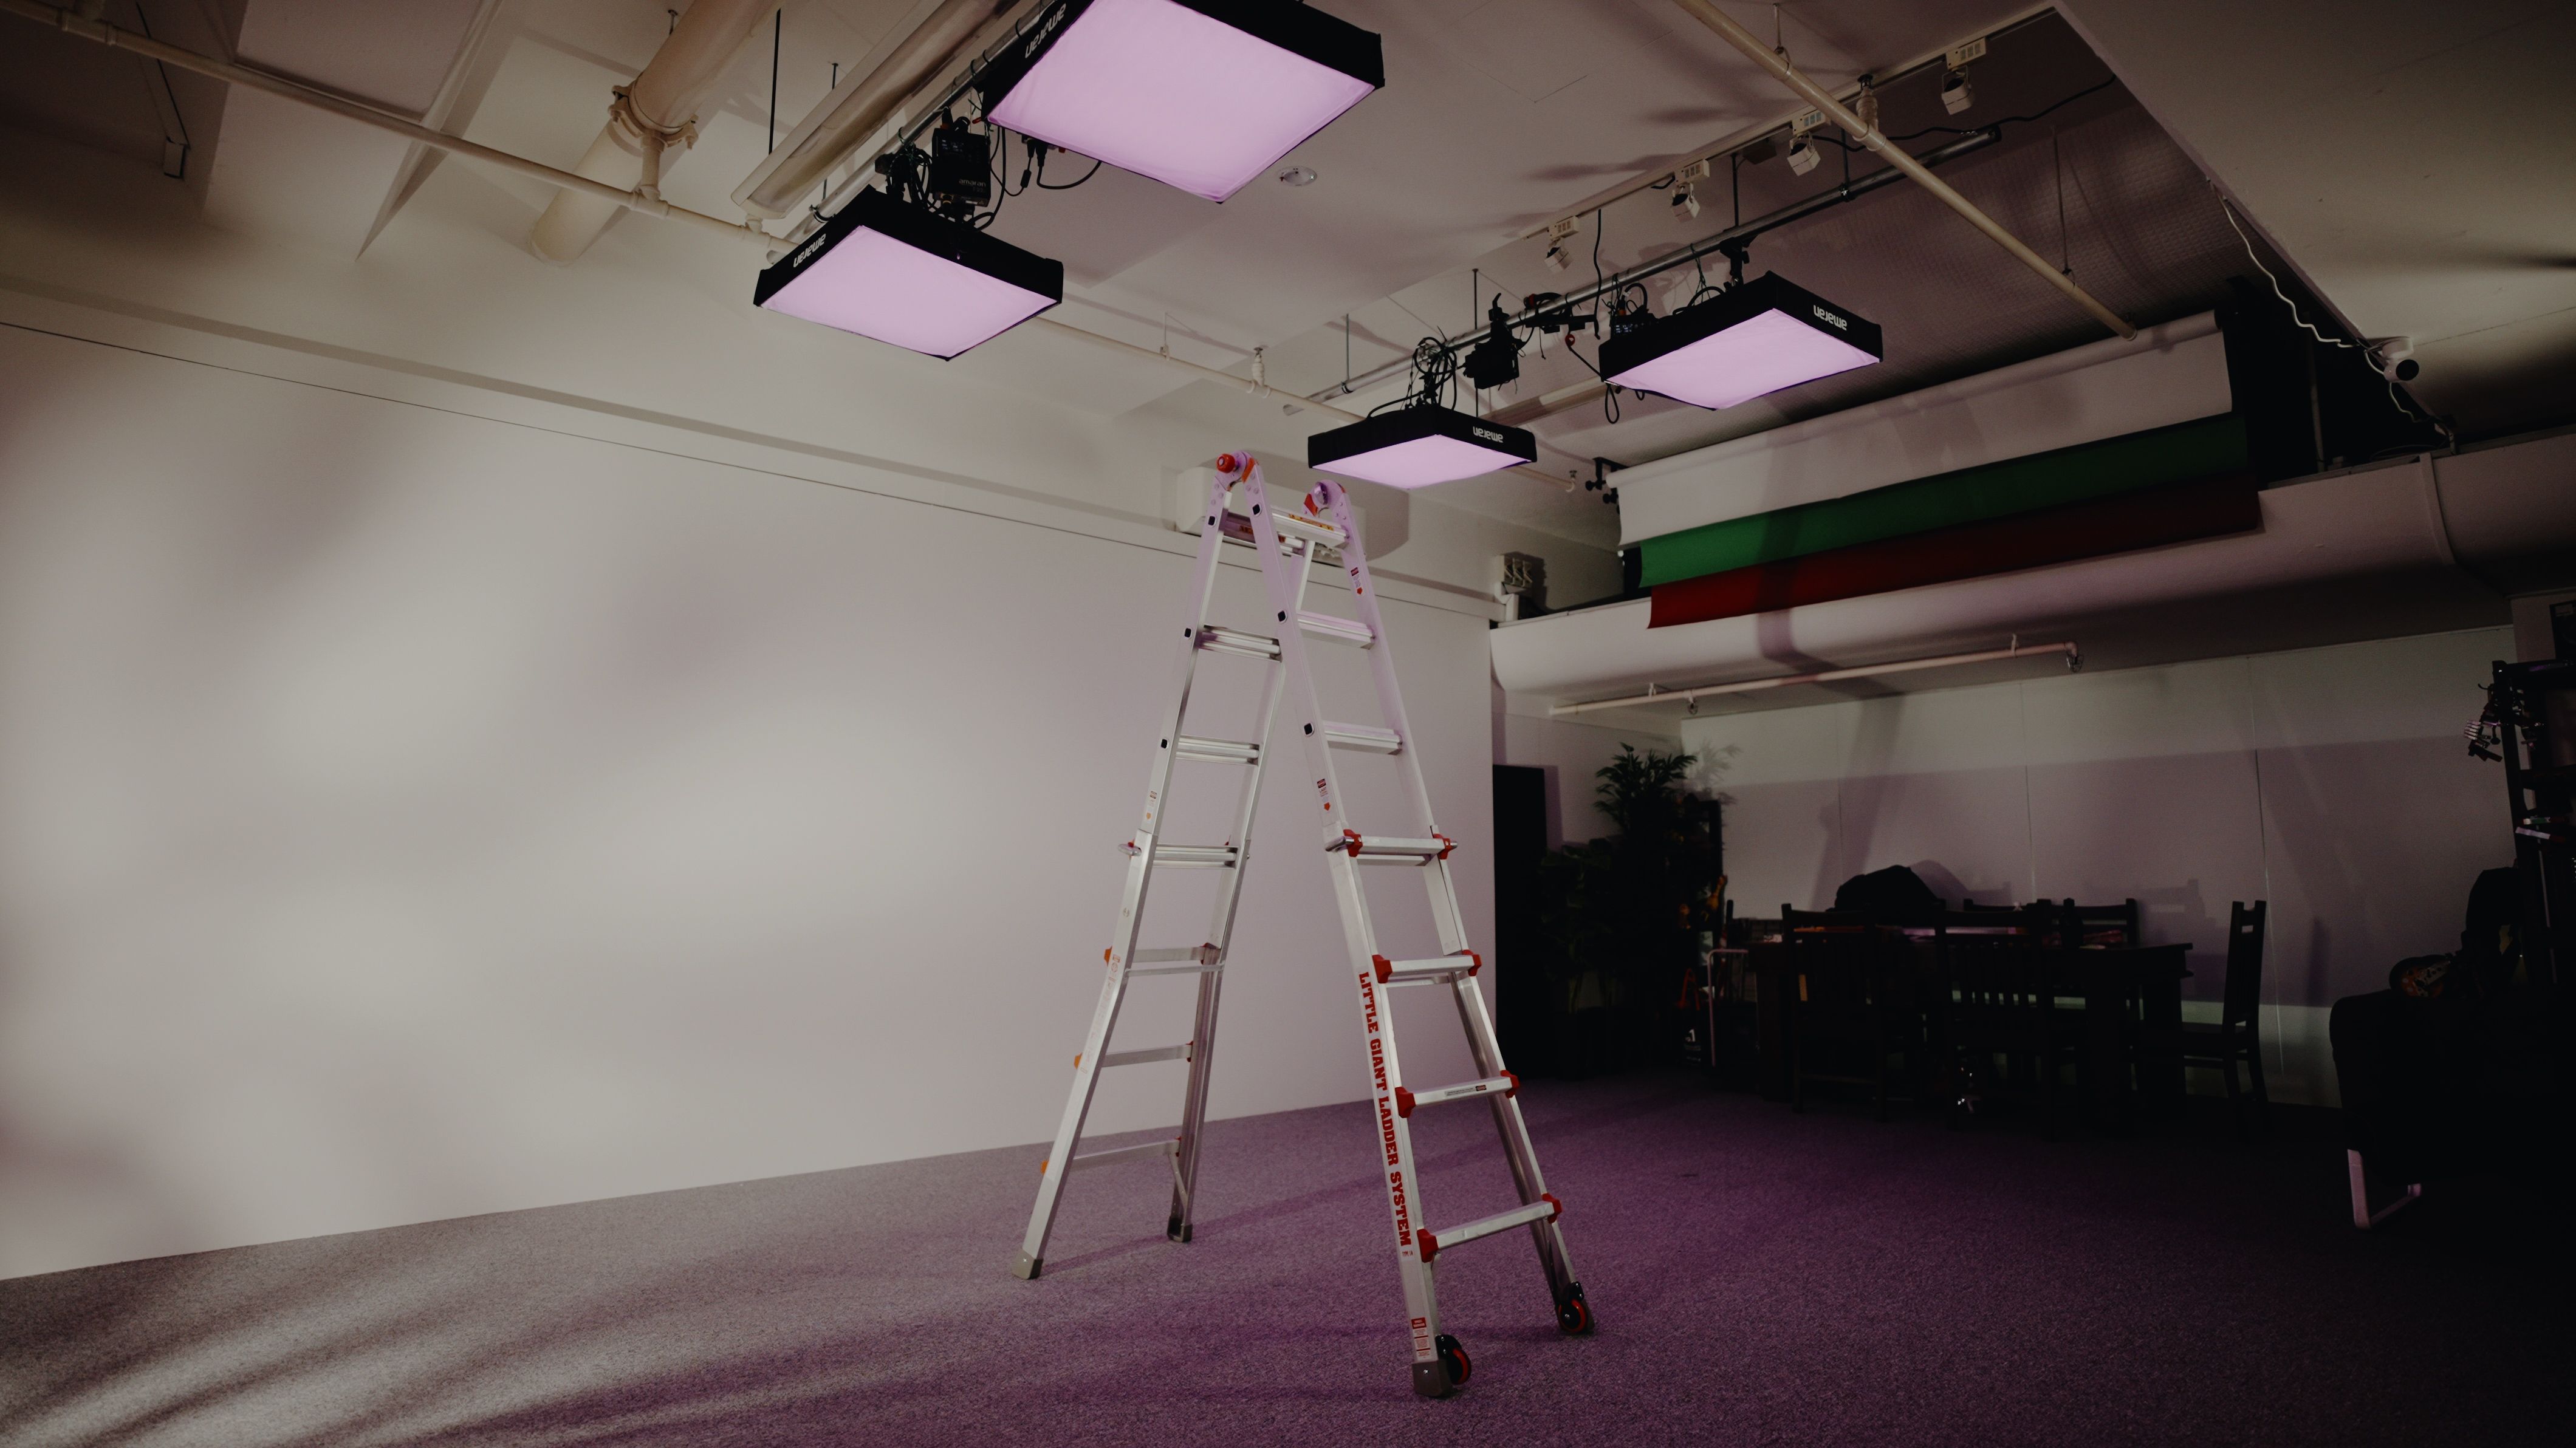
[1531,745,1722,1073]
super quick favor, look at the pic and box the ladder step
[1371,950,1482,985]
[1174,735,1261,763]
[1321,721,1401,754]
[1152,843,1241,869]
[1067,1138,1179,1173]
[1196,624,1281,660]
[1416,1194,1561,1264]
[1221,507,1345,548]
[1101,1042,1193,1068]
[1297,610,1375,647]
[1128,943,1224,977]
[1393,1072,1516,1117]
[1331,829,1455,865]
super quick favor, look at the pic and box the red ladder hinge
[1394,1087,1416,1118]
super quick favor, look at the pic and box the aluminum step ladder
[1012,452,1592,1399]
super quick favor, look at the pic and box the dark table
[1744,937,2192,1133]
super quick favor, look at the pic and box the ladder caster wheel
[1436,1333,1471,1387]
[1555,1282,1594,1336]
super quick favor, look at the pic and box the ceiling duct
[529,0,775,264]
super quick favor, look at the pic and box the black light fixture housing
[1599,272,1883,411]
[753,187,1064,360]
[1307,406,1537,490]
[976,0,1385,203]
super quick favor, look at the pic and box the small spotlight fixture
[1785,137,1818,175]
[2371,336,2420,382]
[979,0,1384,202]
[1543,242,1572,272]
[1463,299,1522,390]
[1671,183,1701,219]
[1941,66,1975,115]
[1600,272,1881,411]
[755,188,1063,359]
[1308,406,1536,489]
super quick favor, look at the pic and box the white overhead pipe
[733,0,1013,220]
[528,0,775,264]
[1547,640,2081,717]
[1667,0,2137,341]
[0,0,773,247]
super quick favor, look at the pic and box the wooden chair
[1781,907,1917,1120]
[2063,898,2143,949]
[2137,901,2269,1139]
[1935,908,2085,1138]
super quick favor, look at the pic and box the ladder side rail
[1448,975,1578,1296]
[1167,536,1322,1241]
[1312,479,1472,956]
[1244,460,1450,1392]
[1016,473,1239,1280]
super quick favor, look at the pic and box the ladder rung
[1321,722,1401,754]
[1394,1072,1515,1117]
[1101,1042,1193,1068]
[1153,843,1240,869]
[1416,1194,1561,1264]
[1297,610,1374,647]
[1132,945,1221,965]
[1331,829,1454,864]
[1371,950,1481,985]
[1220,507,1345,548]
[1067,1138,1179,1173]
[1196,624,1281,660]
[1174,735,1261,763]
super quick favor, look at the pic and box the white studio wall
[0,323,1499,1280]
[1682,627,2516,1107]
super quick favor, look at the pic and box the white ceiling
[2059,0,2576,440]
[5,0,2565,549]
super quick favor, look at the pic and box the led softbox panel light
[1600,273,1882,411]
[981,0,1383,202]
[1308,406,1536,489]
[754,189,1063,358]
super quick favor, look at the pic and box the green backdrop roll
[1636,413,2250,589]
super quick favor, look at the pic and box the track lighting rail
[1315,128,1999,403]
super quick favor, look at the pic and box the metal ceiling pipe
[529,0,775,264]
[733,0,1010,220]
[0,0,770,245]
[1667,0,2137,341]
[1546,640,2080,717]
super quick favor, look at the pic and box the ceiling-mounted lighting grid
[1600,272,1880,411]
[977,0,1385,202]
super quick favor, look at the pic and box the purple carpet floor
[2,1073,2568,1446]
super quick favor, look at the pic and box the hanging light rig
[1597,232,1882,411]
[978,0,1385,202]
[753,123,1063,359]
[1308,336,1537,489]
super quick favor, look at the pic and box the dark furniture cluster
[1708,898,2270,1140]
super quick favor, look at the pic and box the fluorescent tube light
[1600,273,1882,410]
[1308,406,1536,490]
[755,188,1063,358]
[981,0,1383,202]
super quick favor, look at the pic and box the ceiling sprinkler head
[1276,165,1317,186]
[1941,67,1975,115]
[1785,137,1818,176]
